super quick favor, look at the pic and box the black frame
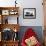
[23,8,36,19]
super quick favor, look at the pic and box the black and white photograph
[23,8,36,19]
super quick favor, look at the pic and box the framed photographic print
[2,10,9,15]
[23,8,36,19]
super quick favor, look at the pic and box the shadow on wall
[18,26,44,44]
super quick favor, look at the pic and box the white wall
[18,0,44,26]
[0,0,44,26]
[0,0,15,7]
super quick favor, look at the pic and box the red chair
[21,28,41,46]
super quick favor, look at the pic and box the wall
[18,26,44,44]
[0,0,15,7]
[18,0,44,26]
[0,0,44,26]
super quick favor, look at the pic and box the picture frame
[9,10,18,15]
[23,8,36,19]
[2,10,9,15]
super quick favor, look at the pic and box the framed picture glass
[2,10,9,15]
[23,8,36,19]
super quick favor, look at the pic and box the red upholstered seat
[21,28,41,46]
